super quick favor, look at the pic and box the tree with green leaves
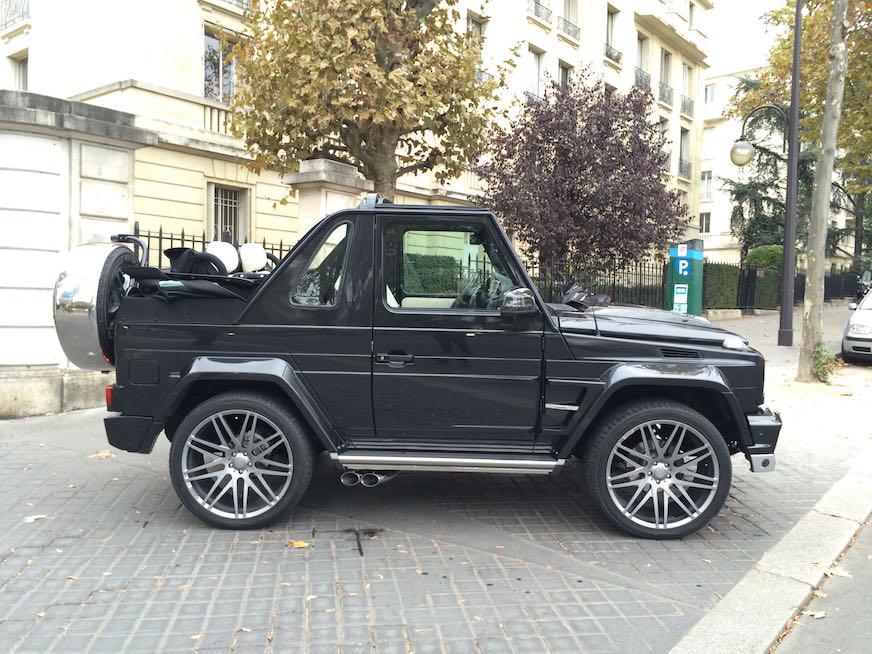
[732,0,872,266]
[230,0,503,201]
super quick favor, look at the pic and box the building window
[637,34,649,71]
[13,56,27,91]
[682,63,694,95]
[688,2,696,29]
[606,6,618,47]
[204,32,235,103]
[699,212,711,234]
[212,185,248,243]
[527,46,543,99]
[467,14,484,37]
[559,62,572,87]
[678,128,691,178]
[660,49,672,85]
[700,170,713,201]
[705,83,716,104]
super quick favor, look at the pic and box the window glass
[699,212,711,233]
[383,224,516,311]
[291,223,350,306]
[204,33,235,102]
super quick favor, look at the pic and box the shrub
[746,245,783,271]
[704,263,740,309]
[755,268,781,309]
[403,254,461,294]
[812,342,839,383]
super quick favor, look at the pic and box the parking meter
[666,239,703,315]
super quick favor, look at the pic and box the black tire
[169,392,316,529]
[96,247,138,365]
[841,349,858,365]
[581,399,732,539]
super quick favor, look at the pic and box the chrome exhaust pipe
[359,471,398,487]
[340,471,360,486]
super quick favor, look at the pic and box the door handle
[375,352,414,368]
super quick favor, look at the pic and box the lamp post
[730,0,802,346]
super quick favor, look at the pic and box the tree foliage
[746,244,785,270]
[732,0,872,192]
[230,0,502,199]
[478,73,687,268]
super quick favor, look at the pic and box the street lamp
[730,1,802,347]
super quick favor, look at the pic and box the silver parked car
[842,291,872,363]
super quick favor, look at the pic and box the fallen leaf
[825,566,852,578]
[191,634,202,641]
[88,450,115,459]
[240,627,253,633]
[67,576,78,581]
[288,540,309,549]
[702,558,712,564]
[803,610,826,619]
[813,590,828,599]
[23,514,50,523]
[178,584,192,590]
[36,612,45,618]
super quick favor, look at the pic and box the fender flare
[155,356,340,453]
[557,362,752,459]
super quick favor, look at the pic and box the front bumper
[842,335,872,358]
[104,415,164,454]
[743,407,781,472]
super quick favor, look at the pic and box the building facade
[1,0,713,416]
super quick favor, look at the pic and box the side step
[332,452,564,475]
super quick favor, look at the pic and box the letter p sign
[677,259,690,277]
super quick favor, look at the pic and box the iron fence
[527,0,552,23]
[681,95,695,117]
[558,16,580,40]
[527,259,668,306]
[604,43,623,64]
[635,68,651,89]
[131,222,292,270]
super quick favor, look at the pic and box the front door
[370,214,544,452]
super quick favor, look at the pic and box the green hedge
[704,263,740,309]
[403,253,461,294]
[755,268,781,309]
[746,245,783,271]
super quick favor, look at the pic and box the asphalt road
[776,519,872,654]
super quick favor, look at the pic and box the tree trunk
[370,134,400,202]
[796,0,849,382]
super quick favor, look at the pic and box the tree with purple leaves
[479,71,688,269]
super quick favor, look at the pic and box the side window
[383,223,517,311]
[291,223,350,306]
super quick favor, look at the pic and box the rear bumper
[104,415,164,454]
[743,407,781,472]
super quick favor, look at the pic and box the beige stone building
[0,0,713,416]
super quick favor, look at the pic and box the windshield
[859,292,872,310]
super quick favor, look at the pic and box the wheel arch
[559,363,752,459]
[159,356,339,453]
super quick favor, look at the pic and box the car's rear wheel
[169,392,316,529]
[582,399,732,539]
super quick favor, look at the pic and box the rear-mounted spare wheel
[53,243,138,371]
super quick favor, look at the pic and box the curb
[670,444,872,654]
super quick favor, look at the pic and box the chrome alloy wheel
[181,410,294,520]
[605,420,719,530]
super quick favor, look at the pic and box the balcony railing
[678,158,692,179]
[659,81,673,106]
[635,68,651,89]
[557,16,580,40]
[524,91,544,104]
[220,0,251,9]
[1,0,29,30]
[527,0,553,24]
[604,43,622,64]
[681,95,695,117]
[661,150,672,173]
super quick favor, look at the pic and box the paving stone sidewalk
[0,307,869,653]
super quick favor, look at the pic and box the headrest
[239,243,268,273]
[206,241,240,273]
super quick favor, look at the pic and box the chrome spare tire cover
[53,243,131,371]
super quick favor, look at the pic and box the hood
[849,306,872,327]
[559,304,740,346]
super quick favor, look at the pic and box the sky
[706,0,786,76]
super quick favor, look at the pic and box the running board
[332,453,564,474]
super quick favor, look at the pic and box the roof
[356,193,485,213]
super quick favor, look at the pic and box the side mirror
[501,287,538,317]
[849,302,858,311]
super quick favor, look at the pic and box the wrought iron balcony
[635,68,651,89]
[524,91,544,104]
[659,82,674,106]
[527,0,553,24]
[681,95,695,117]
[604,43,623,64]
[557,16,580,40]
[1,0,29,30]
[661,150,672,173]
[678,158,692,179]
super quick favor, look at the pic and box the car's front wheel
[169,392,316,529]
[582,399,732,539]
